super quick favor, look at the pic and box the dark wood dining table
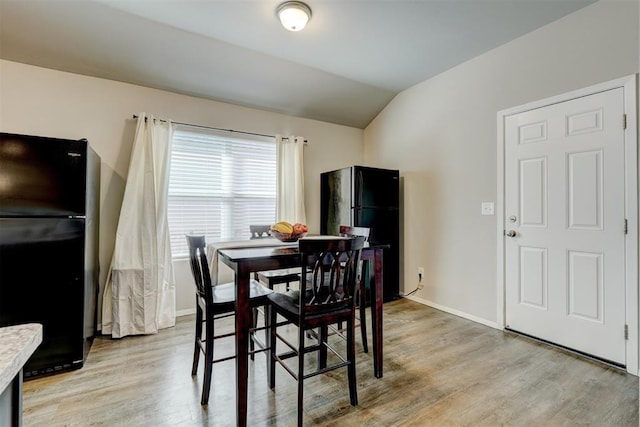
[216,241,385,427]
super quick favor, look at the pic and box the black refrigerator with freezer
[0,132,100,378]
[320,165,399,302]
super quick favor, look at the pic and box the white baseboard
[405,295,500,330]
[176,308,196,317]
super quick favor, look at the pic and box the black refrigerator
[321,165,400,301]
[0,132,100,378]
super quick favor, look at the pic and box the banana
[271,221,293,233]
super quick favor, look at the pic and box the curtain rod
[132,115,308,144]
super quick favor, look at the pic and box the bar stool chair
[339,225,371,353]
[250,224,300,291]
[268,236,366,426]
[186,235,272,405]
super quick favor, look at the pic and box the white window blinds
[168,125,276,257]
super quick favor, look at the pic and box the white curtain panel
[102,113,176,338]
[276,135,307,224]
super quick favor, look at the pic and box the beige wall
[364,0,640,324]
[0,60,364,321]
[2,0,638,331]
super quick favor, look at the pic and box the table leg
[359,260,369,353]
[371,248,384,378]
[235,268,250,427]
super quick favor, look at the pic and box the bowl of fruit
[270,221,308,242]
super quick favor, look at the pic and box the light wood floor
[23,299,638,426]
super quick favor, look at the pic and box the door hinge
[623,114,627,130]
[624,324,629,340]
[624,219,628,234]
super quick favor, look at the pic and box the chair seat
[257,268,300,283]
[267,290,302,315]
[256,268,300,292]
[210,279,273,307]
[268,290,351,328]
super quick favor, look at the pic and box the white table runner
[206,238,297,285]
[205,235,357,285]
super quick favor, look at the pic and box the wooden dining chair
[268,236,365,427]
[249,224,271,239]
[186,235,272,405]
[339,225,371,353]
[250,224,300,291]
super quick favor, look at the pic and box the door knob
[505,230,517,237]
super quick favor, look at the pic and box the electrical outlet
[481,202,495,216]
[418,267,424,289]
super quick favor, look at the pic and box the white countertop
[0,323,42,392]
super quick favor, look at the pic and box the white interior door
[504,88,626,365]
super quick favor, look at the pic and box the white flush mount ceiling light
[277,1,312,32]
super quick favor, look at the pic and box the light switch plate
[481,202,494,216]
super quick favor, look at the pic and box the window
[168,125,276,257]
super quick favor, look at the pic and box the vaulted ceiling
[0,0,596,128]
